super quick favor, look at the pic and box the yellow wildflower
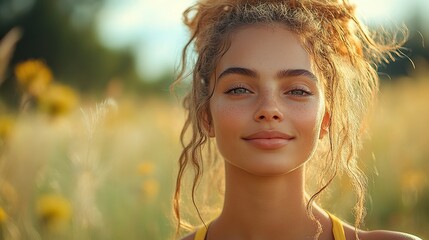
[142,179,159,200]
[36,194,72,231]
[15,60,53,96]
[138,162,155,176]
[0,116,14,142]
[0,207,7,224]
[37,83,78,117]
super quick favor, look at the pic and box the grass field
[0,61,428,239]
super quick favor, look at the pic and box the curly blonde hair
[172,0,406,238]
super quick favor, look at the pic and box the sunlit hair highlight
[171,0,406,239]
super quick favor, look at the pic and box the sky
[96,0,428,80]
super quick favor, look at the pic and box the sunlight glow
[96,0,422,80]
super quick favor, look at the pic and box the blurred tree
[1,0,427,108]
[374,6,429,79]
[0,0,145,107]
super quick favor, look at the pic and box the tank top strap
[193,224,208,240]
[193,214,346,240]
[327,212,347,240]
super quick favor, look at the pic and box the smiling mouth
[242,131,294,150]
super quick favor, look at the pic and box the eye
[287,88,312,96]
[225,87,253,95]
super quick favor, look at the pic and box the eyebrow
[277,69,318,82]
[217,67,257,80]
[217,67,318,82]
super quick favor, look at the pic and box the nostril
[257,114,281,121]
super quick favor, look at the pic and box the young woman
[172,0,421,239]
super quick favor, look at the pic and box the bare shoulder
[341,221,421,240]
[180,232,196,240]
[359,230,422,240]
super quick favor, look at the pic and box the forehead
[216,23,312,76]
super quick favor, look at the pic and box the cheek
[210,98,248,135]
[288,101,324,135]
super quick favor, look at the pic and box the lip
[242,130,294,150]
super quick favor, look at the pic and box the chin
[251,165,304,177]
[226,158,306,177]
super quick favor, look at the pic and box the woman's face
[209,24,329,176]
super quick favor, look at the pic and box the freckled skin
[183,22,421,240]
[209,24,328,176]
[193,24,336,240]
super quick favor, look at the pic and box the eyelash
[224,85,313,96]
[287,87,313,96]
[224,85,253,95]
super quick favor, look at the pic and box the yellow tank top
[193,213,346,240]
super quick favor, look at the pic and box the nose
[254,95,284,122]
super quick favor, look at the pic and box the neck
[211,162,319,240]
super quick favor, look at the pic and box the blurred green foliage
[376,11,429,77]
[0,1,427,90]
[0,0,173,107]
[1,0,428,106]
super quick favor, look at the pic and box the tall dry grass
[360,68,429,238]
[0,96,185,239]
[325,62,429,239]
[0,58,428,239]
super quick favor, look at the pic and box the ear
[202,110,215,138]
[206,119,215,138]
[208,124,215,137]
[319,110,330,139]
